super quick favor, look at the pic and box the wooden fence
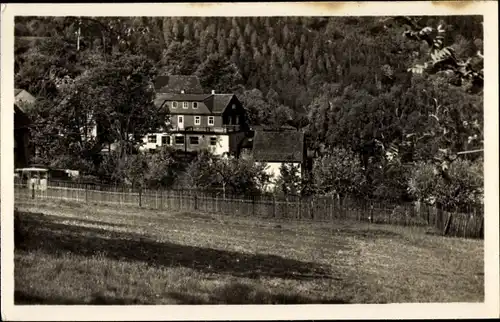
[14,181,483,239]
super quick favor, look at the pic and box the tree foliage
[185,152,270,195]
[382,16,484,94]
[96,146,184,188]
[194,53,244,93]
[312,147,366,197]
[408,158,483,211]
[275,163,302,196]
[26,52,167,173]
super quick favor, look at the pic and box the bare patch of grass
[14,201,483,304]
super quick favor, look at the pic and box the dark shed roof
[211,94,234,114]
[252,130,304,163]
[14,88,36,113]
[14,89,35,129]
[154,75,204,94]
[153,93,176,108]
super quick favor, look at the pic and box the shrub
[312,147,366,197]
[408,158,483,211]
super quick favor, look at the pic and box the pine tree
[317,55,325,73]
[244,22,252,38]
[218,38,228,57]
[183,24,191,41]
[230,47,240,65]
[250,31,258,49]
[172,20,181,40]
[195,53,243,93]
[294,45,302,67]
[228,28,238,47]
[207,39,215,55]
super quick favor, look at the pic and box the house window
[172,101,178,109]
[189,136,199,145]
[193,102,198,109]
[175,136,185,145]
[183,102,189,109]
[149,148,156,153]
[161,136,170,145]
[194,116,201,126]
[148,135,157,143]
[232,104,236,109]
[210,137,217,146]
[208,116,214,126]
[235,116,239,125]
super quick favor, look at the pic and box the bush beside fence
[14,181,483,239]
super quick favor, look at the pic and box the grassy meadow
[14,200,484,304]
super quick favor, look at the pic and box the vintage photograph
[10,12,486,307]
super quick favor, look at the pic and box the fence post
[443,211,452,236]
[329,196,333,221]
[252,196,255,216]
[464,212,471,238]
[139,188,142,208]
[308,197,311,219]
[310,197,314,220]
[273,196,276,218]
[31,182,35,199]
[159,189,163,209]
[215,193,218,212]
[436,206,443,230]
[194,194,198,210]
[295,197,301,220]
[85,184,88,203]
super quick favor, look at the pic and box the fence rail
[14,182,484,239]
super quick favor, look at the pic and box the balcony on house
[170,124,243,133]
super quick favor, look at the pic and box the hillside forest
[14,16,484,211]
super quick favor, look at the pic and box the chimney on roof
[211,90,215,95]
[181,90,185,94]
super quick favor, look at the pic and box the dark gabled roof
[154,75,204,94]
[168,93,212,101]
[159,93,236,115]
[252,130,304,163]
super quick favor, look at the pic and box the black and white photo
[1,1,498,321]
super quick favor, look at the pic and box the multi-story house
[142,89,248,156]
[140,74,248,156]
